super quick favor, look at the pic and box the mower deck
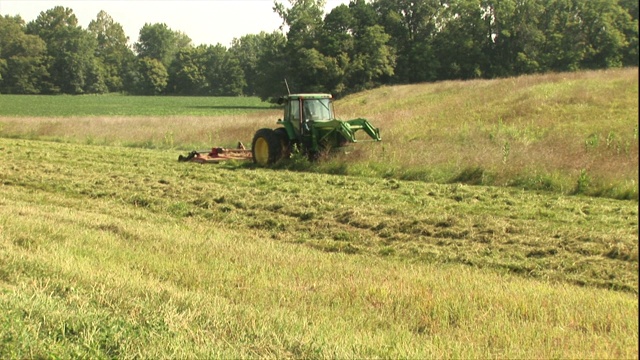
[178,143,252,164]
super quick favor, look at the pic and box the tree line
[0,0,637,101]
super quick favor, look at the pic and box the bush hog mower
[252,93,381,166]
[177,142,252,164]
[178,93,381,165]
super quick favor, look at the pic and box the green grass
[0,94,274,117]
[0,69,637,357]
[0,138,637,358]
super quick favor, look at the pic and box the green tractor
[251,93,381,166]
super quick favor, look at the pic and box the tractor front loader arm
[344,118,381,142]
[312,118,381,145]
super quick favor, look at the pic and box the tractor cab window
[290,101,300,121]
[303,99,332,121]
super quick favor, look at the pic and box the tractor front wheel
[252,128,283,166]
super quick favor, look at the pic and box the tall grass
[335,68,639,199]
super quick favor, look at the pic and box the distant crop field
[0,94,274,117]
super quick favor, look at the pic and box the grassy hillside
[337,68,638,200]
[0,68,637,357]
[1,68,637,200]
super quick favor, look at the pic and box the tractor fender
[276,120,298,141]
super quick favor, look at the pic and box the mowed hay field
[0,68,638,358]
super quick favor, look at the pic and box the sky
[0,0,351,47]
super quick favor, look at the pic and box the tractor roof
[286,93,332,100]
[277,93,333,105]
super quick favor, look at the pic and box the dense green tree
[319,1,388,96]
[346,24,395,91]
[0,55,4,84]
[134,23,191,68]
[134,57,168,95]
[0,17,13,84]
[202,44,246,96]
[620,0,639,21]
[484,0,546,76]
[167,46,208,95]
[618,0,639,66]
[374,0,441,83]
[433,0,489,80]
[26,6,104,94]
[1,1,638,95]
[274,0,328,93]
[577,0,634,68]
[0,15,48,93]
[534,0,585,71]
[273,0,393,96]
[275,0,326,49]
[319,4,354,58]
[88,10,135,92]
[349,0,380,37]
[166,43,245,96]
[319,3,357,95]
[294,46,343,93]
[230,33,267,96]
[253,31,288,101]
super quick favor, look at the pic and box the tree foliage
[167,46,208,95]
[203,44,246,96]
[25,6,104,94]
[230,34,265,96]
[0,0,637,97]
[134,57,168,95]
[135,23,191,69]
[88,10,135,92]
[0,15,48,93]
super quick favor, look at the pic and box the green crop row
[0,94,273,117]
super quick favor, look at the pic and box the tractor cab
[280,94,335,135]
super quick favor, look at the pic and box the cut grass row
[0,137,637,358]
[2,138,637,292]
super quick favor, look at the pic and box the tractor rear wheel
[252,128,283,166]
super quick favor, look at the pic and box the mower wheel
[252,128,283,166]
